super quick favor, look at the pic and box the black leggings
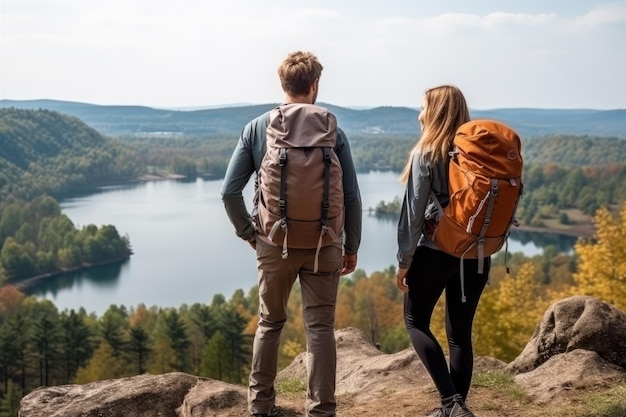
[404,246,489,401]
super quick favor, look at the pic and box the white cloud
[483,12,556,29]
[571,2,626,28]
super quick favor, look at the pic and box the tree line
[374,162,626,232]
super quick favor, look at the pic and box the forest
[1,107,626,416]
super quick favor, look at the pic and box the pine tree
[199,331,231,381]
[127,325,151,374]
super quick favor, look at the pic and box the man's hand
[396,267,409,293]
[341,253,358,275]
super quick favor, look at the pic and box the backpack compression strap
[267,148,289,259]
[313,147,333,273]
[474,179,499,274]
[321,148,331,226]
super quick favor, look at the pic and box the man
[221,50,362,417]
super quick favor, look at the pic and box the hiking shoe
[426,408,447,417]
[252,405,281,417]
[448,396,475,417]
[425,396,475,417]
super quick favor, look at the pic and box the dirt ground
[215,383,619,417]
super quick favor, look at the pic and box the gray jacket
[397,153,449,269]
[221,110,362,255]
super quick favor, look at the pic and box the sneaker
[448,396,475,417]
[252,406,281,417]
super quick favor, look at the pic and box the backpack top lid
[454,119,523,178]
[267,103,337,148]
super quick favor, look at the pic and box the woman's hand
[396,267,409,293]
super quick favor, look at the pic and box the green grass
[532,386,626,417]
[472,370,529,403]
[574,385,626,417]
[473,371,625,417]
[276,378,306,396]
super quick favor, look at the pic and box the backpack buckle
[323,148,332,165]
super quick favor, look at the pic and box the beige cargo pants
[249,239,342,417]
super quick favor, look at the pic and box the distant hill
[0,108,142,199]
[1,99,624,138]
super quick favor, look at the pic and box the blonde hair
[399,85,470,183]
[277,51,323,97]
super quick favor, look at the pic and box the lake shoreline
[514,222,594,239]
[4,254,131,292]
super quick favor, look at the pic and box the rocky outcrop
[18,373,246,417]
[507,295,626,373]
[19,296,626,416]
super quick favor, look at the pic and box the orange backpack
[428,119,523,296]
[255,103,344,272]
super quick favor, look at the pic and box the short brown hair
[277,51,323,96]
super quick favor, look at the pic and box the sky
[1,0,625,110]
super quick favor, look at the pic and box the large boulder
[513,349,626,404]
[18,372,247,417]
[507,295,626,374]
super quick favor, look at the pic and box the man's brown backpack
[255,103,344,272]
[427,119,523,299]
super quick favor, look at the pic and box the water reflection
[509,230,578,253]
[24,261,126,299]
[367,212,399,223]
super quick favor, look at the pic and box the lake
[24,171,563,315]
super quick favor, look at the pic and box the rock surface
[514,349,626,404]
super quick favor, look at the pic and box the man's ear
[309,78,319,104]
[311,78,319,94]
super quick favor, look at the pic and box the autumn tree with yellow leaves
[570,203,626,311]
[473,262,548,362]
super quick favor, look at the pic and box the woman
[396,85,489,417]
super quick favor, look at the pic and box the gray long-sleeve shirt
[396,153,449,269]
[221,110,362,255]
